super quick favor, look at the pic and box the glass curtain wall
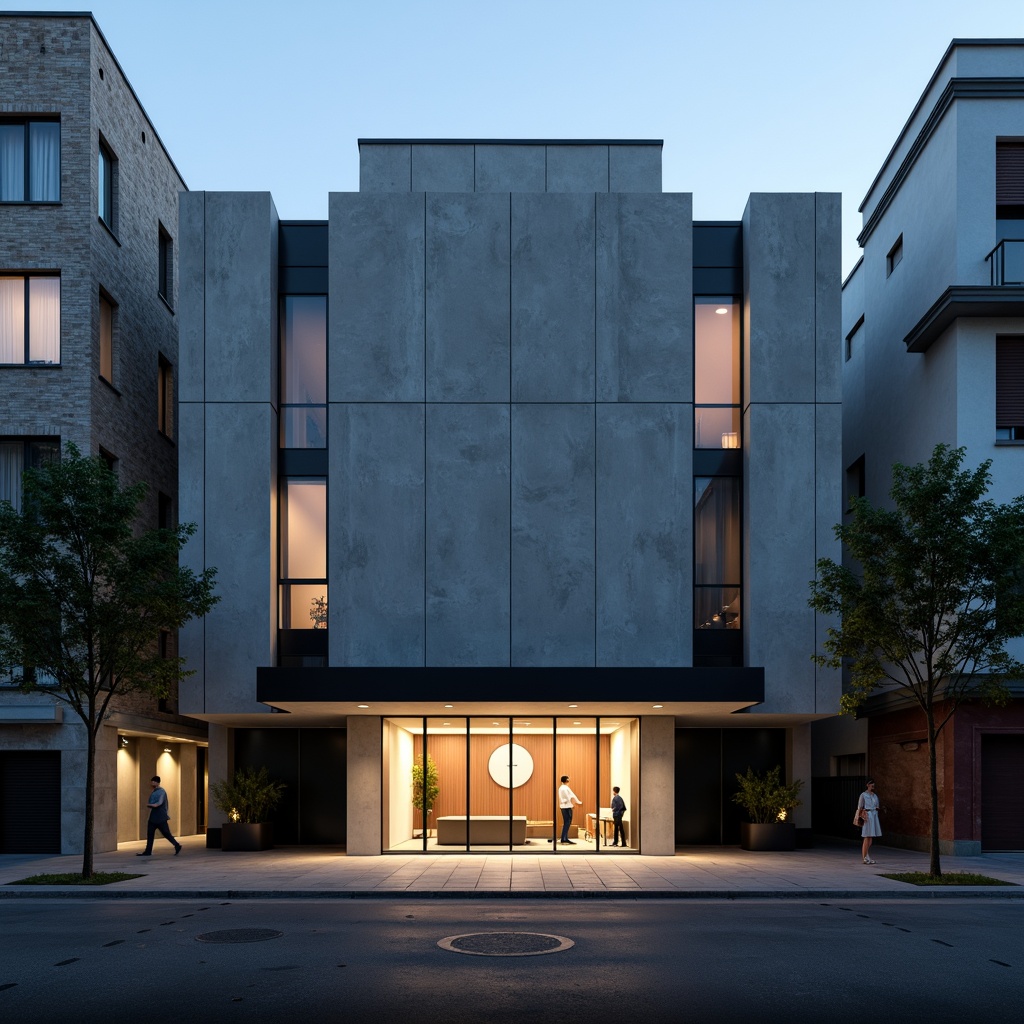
[280,296,327,448]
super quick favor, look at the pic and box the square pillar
[639,716,675,855]
[347,716,382,855]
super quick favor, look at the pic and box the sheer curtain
[0,442,23,510]
[29,122,60,201]
[0,124,25,201]
[0,278,25,363]
[28,277,60,363]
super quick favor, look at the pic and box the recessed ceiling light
[493,721,500,725]
[568,704,578,708]
[715,307,728,315]
[443,722,450,726]
[573,721,581,725]
[357,704,369,709]
[444,704,454,709]
[652,704,664,709]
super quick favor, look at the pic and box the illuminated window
[279,477,327,629]
[0,119,59,201]
[694,298,740,449]
[0,275,60,364]
[280,295,327,448]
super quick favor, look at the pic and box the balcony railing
[986,238,1024,286]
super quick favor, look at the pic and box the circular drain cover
[437,932,574,957]
[196,928,283,944]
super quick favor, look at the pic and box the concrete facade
[832,40,1024,854]
[0,13,205,854]
[179,139,841,855]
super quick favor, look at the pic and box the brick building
[0,12,205,854]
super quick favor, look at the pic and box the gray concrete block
[203,193,278,404]
[426,404,511,665]
[412,144,475,192]
[815,401,843,712]
[426,193,510,401]
[330,192,425,401]
[512,404,595,666]
[609,145,662,193]
[512,193,595,401]
[742,194,816,404]
[330,404,425,666]
[359,143,411,192]
[815,192,842,403]
[177,401,205,716]
[597,404,691,666]
[546,145,609,192]
[597,192,692,401]
[475,144,546,192]
[178,191,205,403]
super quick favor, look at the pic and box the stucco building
[0,12,204,854]
[179,141,842,853]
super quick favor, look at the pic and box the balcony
[986,239,1024,286]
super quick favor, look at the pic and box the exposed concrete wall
[639,716,674,855]
[347,717,383,855]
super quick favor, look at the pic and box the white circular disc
[487,743,534,789]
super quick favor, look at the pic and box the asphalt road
[1,898,1020,1023]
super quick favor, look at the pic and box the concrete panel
[475,144,546,192]
[426,404,510,665]
[347,716,382,855]
[597,193,692,401]
[426,193,510,401]
[815,401,843,714]
[202,403,276,714]
[331,404,425,665]
[786,724,812,830]
[512,193,595,402]
[815,192,842,403]
[177,401,205,716]
[638,716,674,855]
[597,405,691,666]
[609,146,662,193]
[203,193,278,404]
[331,192,425,402]
[412,144,474,192]
[359,143,411,192]
[178,191,205,403]
[511,404,595,666]
[742,194,816,405]
[743,403,818,714]
[546,145,609,192]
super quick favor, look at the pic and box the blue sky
[6,0,1024,274]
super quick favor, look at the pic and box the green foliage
[412,753,440,813]
[731,765,803,824]
[10,872,144,886]
[210,766,286,823]
[881,872,1014,887]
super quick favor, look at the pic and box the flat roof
[358,138,663,147]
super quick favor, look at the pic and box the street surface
[1,898,1020,1023]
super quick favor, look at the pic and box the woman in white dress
[857,778,882,863]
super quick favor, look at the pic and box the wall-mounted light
[900,741,921,752]
[163,747,172,753]
[119,736,129,748]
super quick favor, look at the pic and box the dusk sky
[6,0,1024,274]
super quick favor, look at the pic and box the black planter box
[740,822,796,851]
[220,822,274,852]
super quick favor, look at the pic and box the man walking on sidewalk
[137,775,182,856]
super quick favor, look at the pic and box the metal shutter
[981,734,1024,851]
[996,338,1024,428]
[996,142,1024,205]
[0,750,62,853]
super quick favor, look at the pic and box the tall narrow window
[279,477,327,629]
[694,298,740,448]
[280,295,327,448]
[886,234,903,276]
[99,293,114,384]
[694,476,741,631]
[996,337,1024,441]
[0,275,60,364]
[158,355,173,438]
[0,119,59,202]
[98,137,116,230]
[158,223,173,304]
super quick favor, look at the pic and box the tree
[809,444,1024,875]
[0,444,218,878]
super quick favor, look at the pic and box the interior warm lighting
[119,736,129,748]
[163,747,172,753]
[715,307,728,314]
[357,704,369,709]
[722,432,739,448]
[573,721,581,725]
[652,704,664,709]
[568,704,578,708]
[444,704,454,709]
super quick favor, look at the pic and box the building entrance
[383,716,637,853]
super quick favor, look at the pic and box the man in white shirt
[557,775,582,845]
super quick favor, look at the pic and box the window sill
[98,216,121,246]
[158,292,175,316]
[99,375,121,397]
[0,199,62,206]
[994,439,1024,446]
[1,361,61,369]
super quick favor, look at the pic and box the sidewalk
[2,837,1023,899]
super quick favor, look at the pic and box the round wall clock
[487,743,534,788]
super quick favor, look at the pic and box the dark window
[158,491,173,530]
[99,291,115,384]
[0,438,59,512]
[846,455,866,510]
[996,337,1024,441]
[834,753,866,777]
[0,119,60,202]
[99,446,118,475]
[158,223,173,304]
[886,234,903,277]
[158,355,173,438]
[845,315,864,362]
[0,275,60,364]
[98,137,117,230]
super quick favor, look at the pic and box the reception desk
[436,815,528,845]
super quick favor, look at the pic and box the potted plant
[411,754,439,838]
[210,766,286,851]
[732,765,803,851]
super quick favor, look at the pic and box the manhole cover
[195,928,283,944]
[437,932,574,956]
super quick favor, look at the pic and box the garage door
[981,734,1024,851]
[0,751,61,853]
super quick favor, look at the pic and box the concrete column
[178,743,198,838]
[93,723,118,853]
[639,716,675,855]
[206,724,232,828]
[787,724,813,832]
[347,716,383,855]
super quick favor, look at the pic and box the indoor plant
[411,754,439,838]
[732,765,803,851]
[210,766,286,851]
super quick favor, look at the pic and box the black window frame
[158,222,173,306]
[886,234,903,277]
[0,118,61,203]
[0,273,61,365]
[157,354,173,439]
[98,135,117,232]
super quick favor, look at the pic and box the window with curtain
[0,438,60,511]
[280,295,328,448]
[0,119,59,202]
[997,336,1024,441]
[279,477,327,629]
[0,275,60,364]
